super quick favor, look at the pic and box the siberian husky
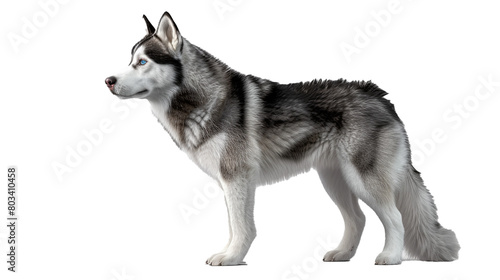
[105,12,460,265]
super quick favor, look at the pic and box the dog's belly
[256,151,337,186]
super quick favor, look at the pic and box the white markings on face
[112,44,180,101]
[111,45,151,98]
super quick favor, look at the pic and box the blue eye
[139,59,147,65]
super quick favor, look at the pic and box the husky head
[105,12,183,100]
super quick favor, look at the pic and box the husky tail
[396,165,460,261]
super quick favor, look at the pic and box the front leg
[206,178,256,266]
[206,196,233,260]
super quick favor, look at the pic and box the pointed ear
[155,12,182,53]
[143,15,155,34]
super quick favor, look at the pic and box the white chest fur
[186,132,227,179]
[149,99,226,180]
[149,98,182,146]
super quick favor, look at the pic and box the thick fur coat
[105,12,460,265]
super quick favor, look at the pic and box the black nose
[105,76,117,88]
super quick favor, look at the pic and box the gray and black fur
[105,12,460,265]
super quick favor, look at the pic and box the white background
[1,0,499,279]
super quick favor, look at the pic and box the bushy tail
[396,166,460,261]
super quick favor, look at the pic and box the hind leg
[317,168,366,262]
[367,200,404,265]
[340,163,405,265]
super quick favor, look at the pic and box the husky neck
[147,39,245,151]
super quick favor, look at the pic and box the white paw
[206,252,246,266]
[374,251,402,265]
[323,248,355,262]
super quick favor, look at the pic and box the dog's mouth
[113,89,149,99]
